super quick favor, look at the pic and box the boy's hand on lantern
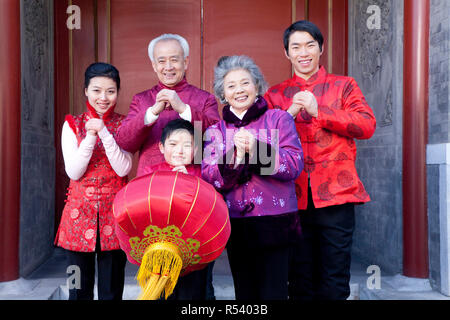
[172,165,188,174]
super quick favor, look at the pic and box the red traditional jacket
[264,66,376,209]
[55,103,128,252]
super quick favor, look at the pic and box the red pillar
[402,0,429,278]
[0,0,21,281]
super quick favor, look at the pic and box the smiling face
[84,76,118,115]
[151,39,189,87]
[285,31,322,80]
[159,129,195,167]
[223,68,258,115]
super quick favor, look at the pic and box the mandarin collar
[292,65,328,86]
[158,162,196,172]
[85,100,116,121]
[229,106,247,120]
[222,96,268,128]
[156,76,189,92]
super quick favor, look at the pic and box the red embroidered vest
[55,103,128,252]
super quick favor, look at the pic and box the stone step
[50,274,235,300]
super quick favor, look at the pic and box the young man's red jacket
[264,66,376,210]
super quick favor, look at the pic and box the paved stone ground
[1,247,450,300]
[0,247,234,300]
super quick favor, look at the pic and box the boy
[143,118,215,300]
[143,118,200,177]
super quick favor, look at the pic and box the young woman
[55,62,132,300]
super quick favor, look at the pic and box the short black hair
[84,62,121,90]
[160,119,195,144]
[283,20,324,54]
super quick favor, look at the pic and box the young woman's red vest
[55,103,128,252]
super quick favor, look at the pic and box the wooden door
[54,0,348,231]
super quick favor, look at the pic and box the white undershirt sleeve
[179,104,192,122]
[61,121,96,180]
[144,106,159,125]
[97,126,133,177]
[61,121,133,180]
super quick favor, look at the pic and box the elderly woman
[201,55,304,300]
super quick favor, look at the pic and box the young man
[264,20,376,300]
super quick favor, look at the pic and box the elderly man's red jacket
[265,66,376,210]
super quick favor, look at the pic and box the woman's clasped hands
[85,118,105,136]
[234,127,256,161]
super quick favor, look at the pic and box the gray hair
[148,34,190,62]
[213,55,268,104]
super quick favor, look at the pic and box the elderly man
[115,34,220,176]
[265,20,376,300]
[115,34,219,300]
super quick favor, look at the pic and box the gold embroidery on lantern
[128,225,201,266]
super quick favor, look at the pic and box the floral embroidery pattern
[128,225,201,266]
[55,111,127,252]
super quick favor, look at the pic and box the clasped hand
[151,89,187,115]
[234,128,256,160]
[287,90,318,118]
[85,118,105,136]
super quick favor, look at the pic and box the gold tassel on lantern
[136,242,183,300]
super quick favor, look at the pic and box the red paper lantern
[113,171,230,299]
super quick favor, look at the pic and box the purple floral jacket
[201,97,304,219]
